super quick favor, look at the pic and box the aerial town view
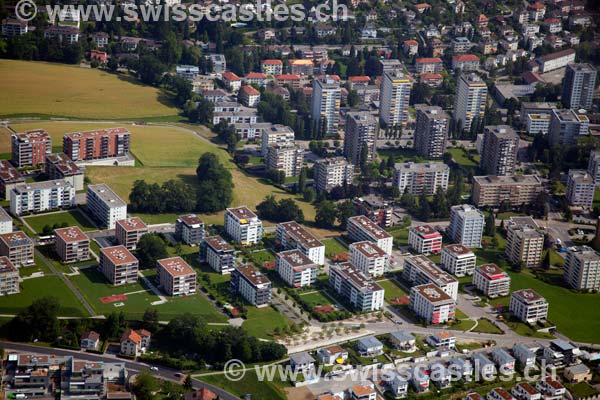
[0,0,598,398]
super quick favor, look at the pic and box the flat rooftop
[13,179,71,192]
[236,264,271,286]
[412,283,453,303]
[350,241,387,258]
[278,221,322,248]
[0,256,17,274]
[64,127,129,140]
[178,214,203,227]
[277,249,315,268]
[55,226,88,244]
[473,175,542,186]
[88,184,127,208]
[227,206,259,221]
[157,257,195,277]
[348,215,392,240]
[512,288,545,304]
[116,217,147,232]
[406,255,457,286]
[13,129,50,142]
[45,153,82,176]
[332,262,383,292]
[0,231,33,247]
[443,244,474,256]
[485,125,517,139]
[395,161,449,173]
[204,235,234,252]
[100,245,137,265]
[0,160,24,183]
[410,225,441,238]
[476,263,509,280]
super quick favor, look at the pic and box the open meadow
[0,60,179,119]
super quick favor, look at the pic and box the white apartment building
[510,288,549,324]
[408,225,443,255]
[526,113,551,136]
[0,256,20,296]
[379,71,412,127]
[311,76,341,135]
[261,59,283,75]
[349,241,388,277]
[231,264,272,307]
[473,264,511,297]
[480,125,519,176]
[505,217,544,268]
[100,245,138,286]
[536,48,575,73]
[409,283,456,324]
[175,214,204,245]
[343,111,378,165]
[10,180,75,216]
[201,235,235,274]
[562,63,597,110]
[347,215,393,255]
[314,157,354,193]
[86,184,127,229]
[566,169,594,209]
[441,244,476,277]
[54,226,90,263]
[472,175,543,207]
[563,245,600,291]
[276,249,318,288]
[536,377,565,400]
[45,153,84,191]
[0,208,12,235]
[414,105,449,159]
[261,124,295,156]
[224,206,263,245]
[448,204,485,248]
[266,145,304,177]
[393,162,449,195]
[275,221,325,265]
[453,73,488,132]
[115,217,148,251]
[329,262,385,312]
[403,255,459,300]
[156,257,197,296]
[548,109,590,146]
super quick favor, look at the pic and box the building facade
[393,162,450,195]
[329,262,385,312]
[347,215,393,255]
[224,206,263,245]
[11,129,52,168]
[409,283,456,324]
[10,180,75,216]
[480,126,519,176]
[414,105,449,159]
[0,256,19,295]
[311,76,341,135]
[275,221,325,265]
[45,153,84,191]
[563,245,600,291]
[156,257,197,296]
[472,175,543,207]
[448,204,485,248]
[54,226,90,263]
[63,127,130,162]
[403,255,459,300]
[453,74,487,132]
[266,145,304,177]
[548,109,590,146]
[509,288,549,324]
[276,249,318,288]
[473,264,511,297]
[349,241,388,278]
[0,160,24,200]
[200,235,235,275]
[231,264,272,307]
[566,169,594,209]
[314,157,354,193]
[115,217,148,251]
[379,71,412,127]
[562,63,597,109]
[175,214,204,245]
[100,245,138,285]
[505,217,544,268]
[408,225,443,255]
[0,231,34,268]
[86,184,127,229]
[343,111,378,166]
[441,244,476,277]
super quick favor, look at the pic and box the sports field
[24,209,97,233]
[0,60,179,119]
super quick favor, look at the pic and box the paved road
[0,341,239,400]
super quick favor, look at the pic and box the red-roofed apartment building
[222,72,242,92]
[240,85,261,107]
[261,59,283,75]
[452,54,480,71]
[120,328,151,357]
[415,57,444,74]
[408,225,442,255]
[11,129,52,168]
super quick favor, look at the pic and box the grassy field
[242,306,292,339]
[0,60,179,119]
[0,276,88,317]
[199,370,288,400]
[322,238,348,257]
[376,279,408,303]
[0,126,11,154]
[298,290,333,308]
[472,318,503,334]
[24,209,97,233]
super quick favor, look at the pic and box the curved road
[0,341,239,400]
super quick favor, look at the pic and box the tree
[142,308,159,332]
[303,188,315,202]
[183,374,193,391]
[138,55,166,86]
[419,193,431,221]
[336,200,356,229]
[196,153,233,212]
[484,212,496,237]
[431,186,449,218]
[298,168,307,193]
[9,297,60,342]
[256,196,304,222]
[315,200,337,228]
[136,234,168,269]
[132,370,159,400]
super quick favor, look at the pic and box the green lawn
[242,306,293,339]
[376,279,408,303]
[472,318,503,334]
[449,319,477,332]
[24,209,97,233]
[322,238,348,257]
[387,227,409,246]
[567,382,599,398]
[247,249,276,266]
[447,147,480,169]
[199,370,288,400]
[298,290,333,308]
[0,276,88,317]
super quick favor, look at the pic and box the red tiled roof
[245,72,267,79]
[416,57,443,64]
[453,54,480,62]
[262,59,283,65]
[241,85,260,95]
[276,74,301,80]
[348,75,370,82]
[222,72,241,81]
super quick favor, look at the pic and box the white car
[150,366,158,371]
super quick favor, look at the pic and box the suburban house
[120,329,151,357]
[80,331,101,351]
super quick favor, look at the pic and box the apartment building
[261,59,283,75]
[403,255,459,300]
[175,214,204,245]
[156,257,197,296]
[86,184,127,229]
[266,145,304,177]
[240,85,261,107]
[0,231,34,268]
[480,126,519,176]
[314,157,354,193]
[563,245,600,291]
[44,25,79,43]
[275,221,325,265]
[353,196,393,228]
[0,160,24,199]
[454,73,487,132]
[10,180,75,216]
[448,204,484,248]
[505,217,544,268]
[45,153,84,191]
[452,54,480,71]
[409,283,456,324]
[562,63,597,109]
[11,129,52,167]
[548,109,590,146]
[0,208,12,235]
[510,288,549,324]
[488,388,515,400]
[276,249,318,288]
[200,235,235,275]
[472,175,543,207]
[120,329,151,357]
[1,18,28,36]
[535,48,576,73]
[525,113,551,136]
[415,57,444,74]
[224,206,263,245]
[115,217,148,251]
[349,241,388,277]
[347,215,393,255]
[473,264,511,297]
[566,169,594,209]
[0,256,19,295]
[231,264,272,307]
[100,245,138,285]
[414,105,449,159]
[536,377,565,400]
[588,150,600,186]
[63,127,130,162]
[260,124,295,157]
[393,162,449,195]
[349,384,377,400]
[343,111,378,165]
[441,244,476,277]
[513,344,536,368]
[379,71,412,127]
[408,225,442,255]
[54,226,90,263]
[311,76,341,135]
[329,262,384,312]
